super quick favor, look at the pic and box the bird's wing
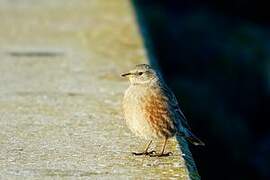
[159,83,205,146]
[143,85,177,138]
[160,83,192,131]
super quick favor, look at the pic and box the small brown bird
[122,64,204,157]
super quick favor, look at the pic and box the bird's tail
[177,130,205,146]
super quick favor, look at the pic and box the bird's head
[121,64,160,85]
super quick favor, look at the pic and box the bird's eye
[138,72,143,75]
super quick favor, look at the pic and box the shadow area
[132,1,270,180]
[176,135,201,180]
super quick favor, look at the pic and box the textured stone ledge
[0,0,199,179]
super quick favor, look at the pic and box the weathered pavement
[0,0,199,179]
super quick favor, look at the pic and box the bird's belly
[125,109,158,140]
[123,89,158,139]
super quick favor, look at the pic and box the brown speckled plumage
[143,89,176,138]
[122,64,204,157]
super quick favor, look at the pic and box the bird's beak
[121,72,132,77]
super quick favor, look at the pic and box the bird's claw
[149,152,173,157]
[132,150,156,156]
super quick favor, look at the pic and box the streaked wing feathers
[160,83,192,131]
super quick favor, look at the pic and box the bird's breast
[122,85,158,139]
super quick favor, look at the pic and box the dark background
[132,0,270,179]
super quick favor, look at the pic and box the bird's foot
[132,150,156,156]
[149,152,173,157]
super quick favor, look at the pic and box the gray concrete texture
[0,0,199,179]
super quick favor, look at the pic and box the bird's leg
[132,140,156,156]
[150,138,172,157]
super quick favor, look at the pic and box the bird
[121,64,204,157]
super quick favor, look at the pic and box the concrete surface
[0,0,199,179]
